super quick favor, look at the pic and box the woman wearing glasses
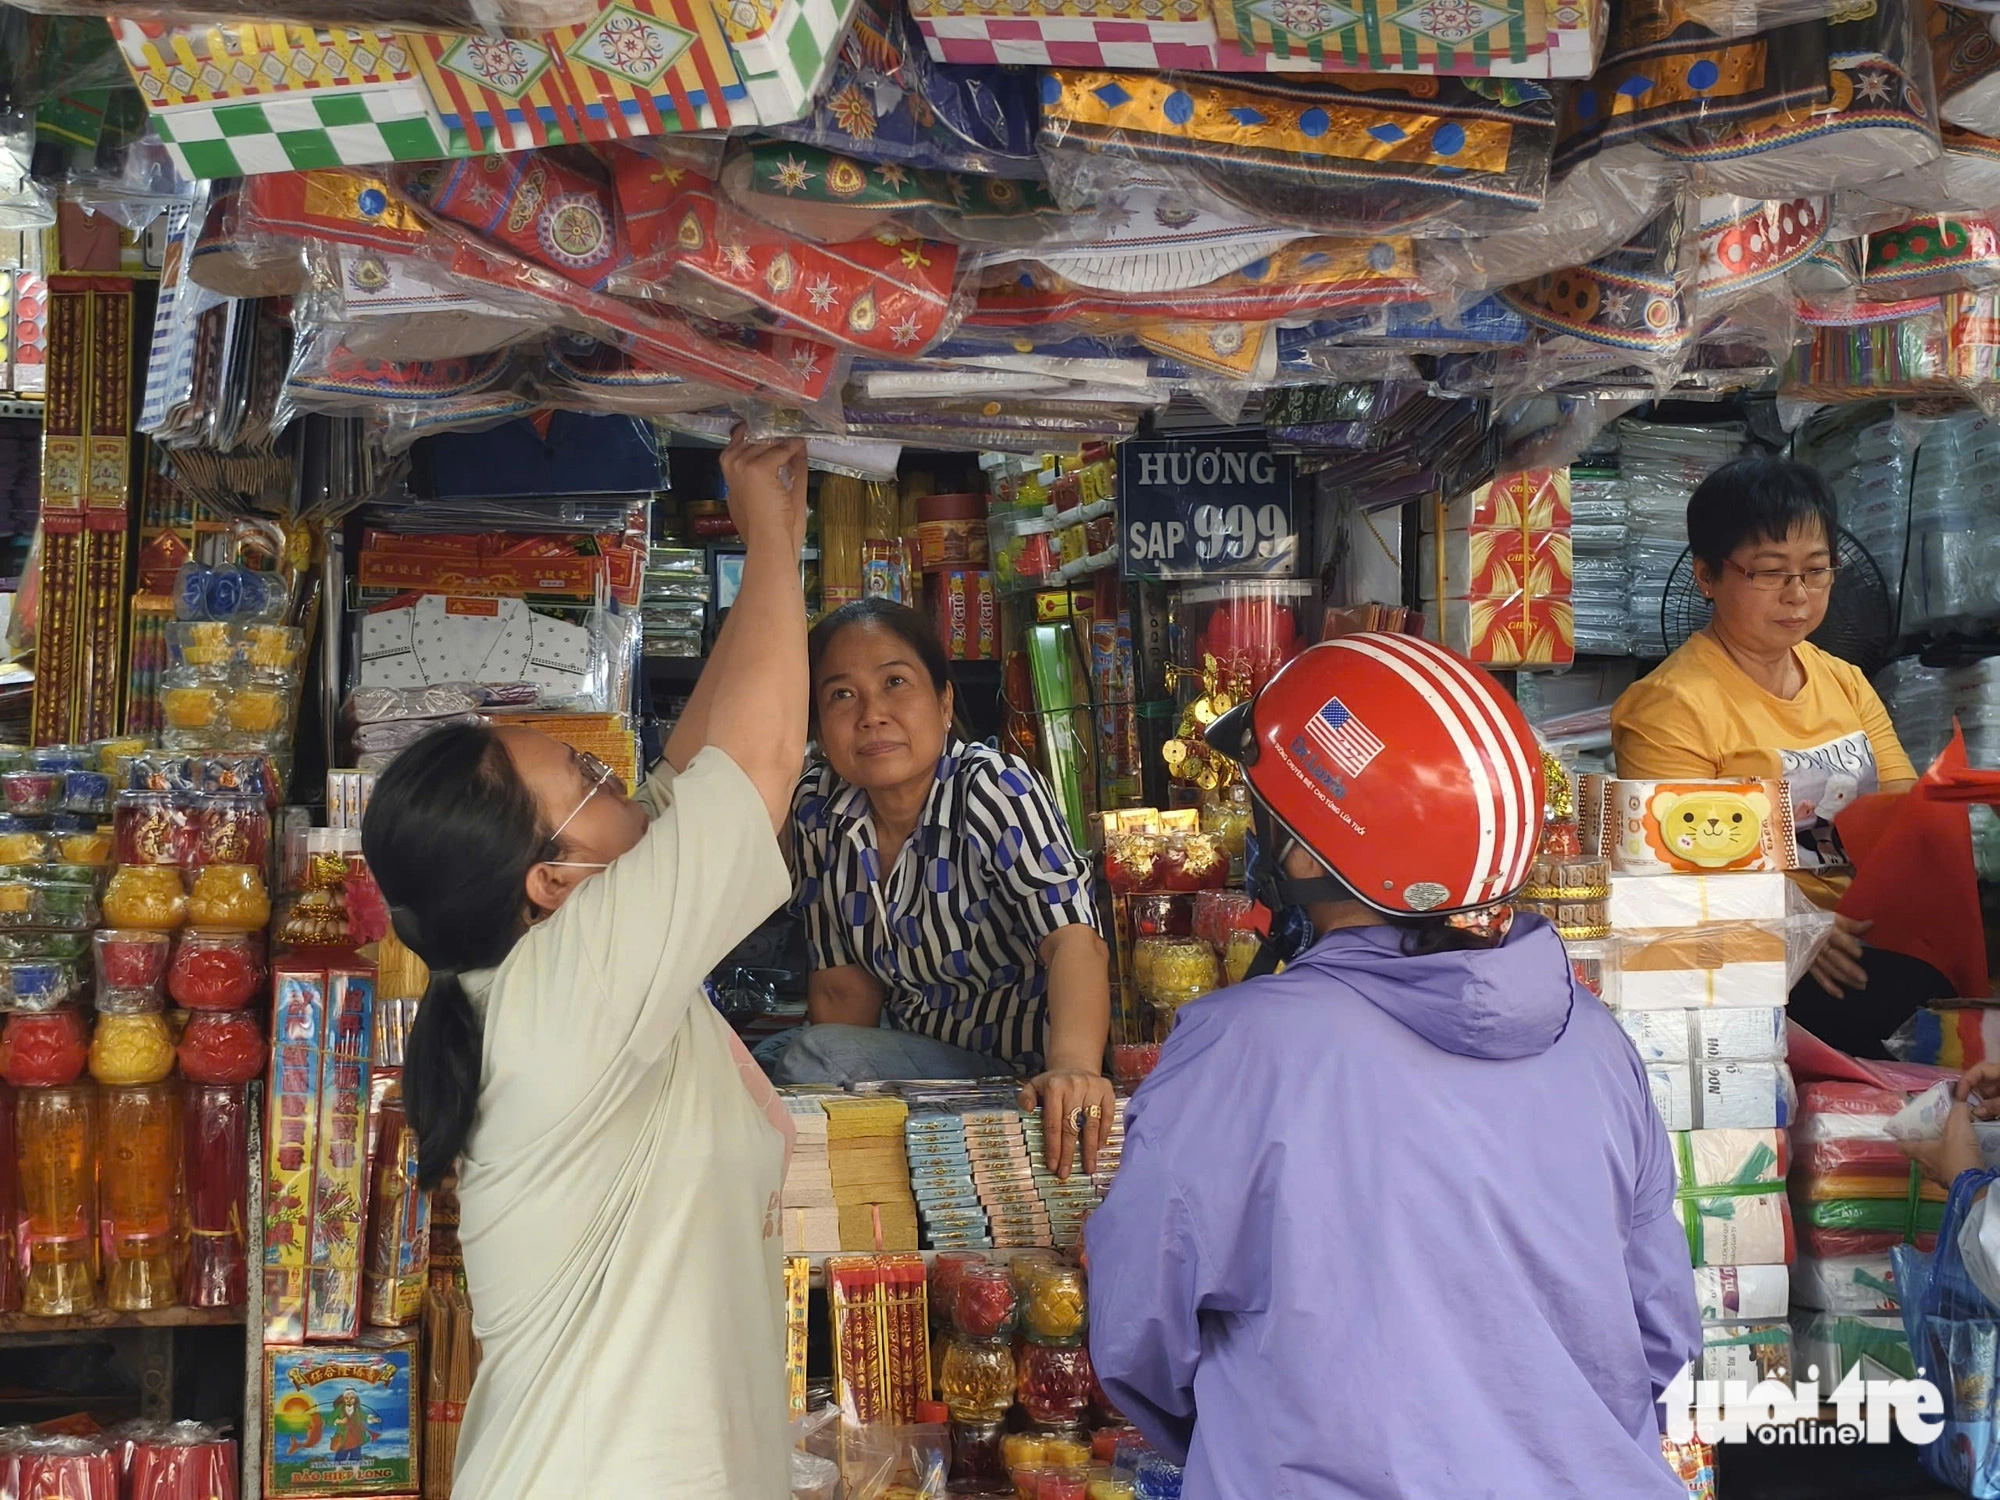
[1611,455,1935,1055]
[360,434,809,1500]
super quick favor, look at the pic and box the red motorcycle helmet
[1205,631,1544,917]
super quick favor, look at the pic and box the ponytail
[403,971,484,1190]
[363,722,549,1190]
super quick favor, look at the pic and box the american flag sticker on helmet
[1305,696,1385,777]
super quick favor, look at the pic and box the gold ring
[1087,1104,1103,1120]
[1067,1108,1085,1130]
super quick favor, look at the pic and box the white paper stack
[780,1096,839,1254]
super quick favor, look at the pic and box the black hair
[1686,455,1837,575]
[361,722,550,1189]
[807,598,955,725]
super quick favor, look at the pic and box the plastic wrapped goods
[1694,1264,1790,1321]
[1037,71,1557,234]
[1792,1254,1902,1313]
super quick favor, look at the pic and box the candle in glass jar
[1022,1262,1088,1344]
[90,1012,176,1086]
[182,1084,247,1309]
[17,1084,97,1315]
[1018,1341,1094,1424]
[3,1010,90,1087]
[939,1337,1016,1421]
[99,1084,180,1311]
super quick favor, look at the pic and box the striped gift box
[711,0,864,125]
[411,0,749,152]
[911,13,1218,65]
[112,18,452,175]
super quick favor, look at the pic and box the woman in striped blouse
[773,599,1116,1176]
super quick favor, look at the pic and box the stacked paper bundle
[823,1097,919,1252]
[1092,1096,1129,1200]
[1593,870,1813,1133]
[961,1109,1053,1250]
[780,1095,839,1254]
[1568,463,1631,657]
[1616,421,1746,659]
[1020,1113,1107,1252]
[1673,1128,1797,1383]
[906,1109,991,1251]
[1785,1081,1930,1382]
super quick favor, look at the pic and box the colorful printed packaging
[265,1335,419,1497]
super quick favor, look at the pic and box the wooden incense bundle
[421,1282,479,1499]
[819,473,864,611]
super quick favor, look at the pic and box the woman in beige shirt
[362,435,808,1499]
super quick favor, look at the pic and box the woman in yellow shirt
[1610,456,1940,1058]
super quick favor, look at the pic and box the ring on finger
[1086,1103,1103,1120]
[1067,1107,1085,1130]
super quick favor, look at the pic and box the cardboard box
[306,968,376,1341]
[908,3,1217,66]
[1425,466,1572,531]
[717,0,865,123]
[265,967,329,1345]
[265,1334,419,1497]
[1419,527,1573,599]
[1206,0,1600,76]
[1426,595,1573,666]
[112,21,452,179]
[411,0,750,151]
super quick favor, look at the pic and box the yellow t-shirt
[1610,632,1916,905]
[451,748,794,1500]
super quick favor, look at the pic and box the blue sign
[1118,439,1297,580]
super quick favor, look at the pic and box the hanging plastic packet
[1496,196,1701,403]
[1553,12,1831,177]
[274,326,537,455]
[1645,0,1943,199]
[1692,195,1827,372]
[299,242,554,363]
[1779,295,1949,425]
[1428,146,1679,293]
[390,158,845,411]
[718,140,1066,248]
[764,0,1043,178]
[538,334,737,419]
[1037,70,1557,237]
[1838,126,2000,233]
[966,235,1425,338]
[1935,0,2000,137]
[611,150,972,360]
[0,107,53,233]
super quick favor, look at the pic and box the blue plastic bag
[1895,1167,2000,1496]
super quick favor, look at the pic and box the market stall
[14,0,2000,1490]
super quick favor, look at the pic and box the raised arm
[679,436,811,830]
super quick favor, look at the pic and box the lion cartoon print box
[1597,779,1801,877]
[265,1335,418,1497]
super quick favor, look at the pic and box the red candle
[95,930,171,992]
[182,1084,248,1309]
[177,1012,267,1085]
[1,1011,89,1087]
[954,1262,1019,1341]
[1018,1342,1094,1425]
[168,931,264,1011]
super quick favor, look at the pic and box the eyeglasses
[543,752,623,856]
[1726,559,1842,593]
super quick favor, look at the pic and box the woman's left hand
[1904,1099,1988,1188]
[1020,1069,1116,1180]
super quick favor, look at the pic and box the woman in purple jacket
[1085,633,1701,1500]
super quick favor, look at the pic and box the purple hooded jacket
[1085,916,1700,1500]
